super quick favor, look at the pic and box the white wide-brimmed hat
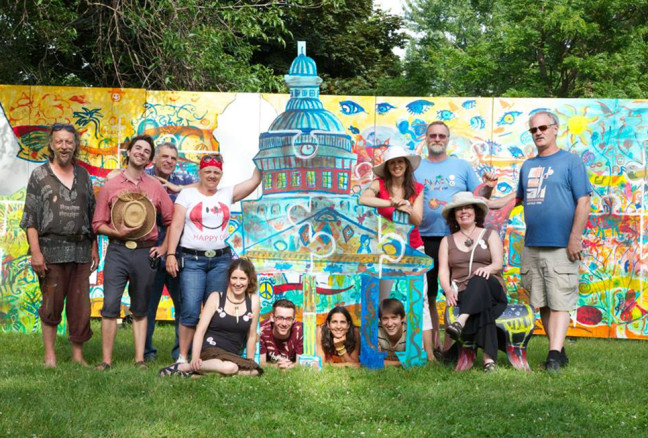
[110,191,157,240]
[441,191,489,221]
[372,145,421,178]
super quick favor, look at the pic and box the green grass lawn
[1,321,647,437]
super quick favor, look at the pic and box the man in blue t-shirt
[144,142,196,361]
[414,121,495,354]
[491,111,591,372]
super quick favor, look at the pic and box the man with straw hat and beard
[92,135,174,370]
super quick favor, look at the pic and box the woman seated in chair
[159,258,262,377]
[316,306,361,367]
[438,192,508,372]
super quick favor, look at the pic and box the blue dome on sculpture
[255,41,355,196]
[268,42,344,133]
[288,52,318,76]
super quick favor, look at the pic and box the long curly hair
[320,306,357,357]
[382,158,417,201]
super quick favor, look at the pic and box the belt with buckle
[181,247,231,258]
[111,239,156,250]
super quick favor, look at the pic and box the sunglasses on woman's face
[528,124,555,134]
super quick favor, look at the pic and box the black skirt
[457,275,507,360]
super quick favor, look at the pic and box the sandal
[446,321,464,341]
[483,361,497,373]
[158,363,192,377]
[95,362,112,371]
[135,361,149,370]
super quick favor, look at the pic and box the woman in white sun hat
[359,144,434,362]
[438,191,507,372]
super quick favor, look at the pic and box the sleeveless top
[376,178,424,248]
[447,228,505,292]
[202,291,253,355]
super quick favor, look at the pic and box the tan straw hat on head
[372,145,422,178]
[110,191,156,240]
[441,191,489,221]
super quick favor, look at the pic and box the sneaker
[559,348,569,367]
[176,355,188,364]
[545,358,561,373]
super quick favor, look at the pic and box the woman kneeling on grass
[159,258,262,377]
[316,306,360,367]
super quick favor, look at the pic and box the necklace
[226,292,245,323]
[459,226,476,247]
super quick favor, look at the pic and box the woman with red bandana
[165,154,261,364]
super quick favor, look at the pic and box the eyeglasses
[428,133,447,140]
[528,124,556,134]
[52,123,76,133]
[274,316,294,323]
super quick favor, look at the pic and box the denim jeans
[145,267,182,360]
[179,252,231,327]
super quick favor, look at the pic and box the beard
[428,144,445,155]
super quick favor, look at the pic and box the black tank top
[202,291,253,355]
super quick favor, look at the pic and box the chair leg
[506,345,531,372]
[455,346,476,371]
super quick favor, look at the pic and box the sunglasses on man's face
[52,123,76,133]
[428,133,447,140]
[528,124,556,135]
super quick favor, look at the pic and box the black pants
[457,275,507,360]
[422,236,444,301]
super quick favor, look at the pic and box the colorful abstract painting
[0,48,646,345]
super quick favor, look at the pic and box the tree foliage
[0,0,405,94]
[252,0,406,95]
[401,0,648,97]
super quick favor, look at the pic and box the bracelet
[336,348,347,356]
[166,254,176,258]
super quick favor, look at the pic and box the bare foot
[44,357,57,368]
[72,358,90,367]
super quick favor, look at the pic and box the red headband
[200,155,223,170]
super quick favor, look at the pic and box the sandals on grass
[95,362,111,371]
[158,362,192,378]
[483,361,497,373]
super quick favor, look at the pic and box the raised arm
[233,167,261,203]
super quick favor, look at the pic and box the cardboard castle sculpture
[228,42,433,368]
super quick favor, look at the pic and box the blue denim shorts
[179,250,231,326]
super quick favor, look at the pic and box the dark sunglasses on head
[428,133,447,140]
[528,124,555,134]
[52,123,76,133]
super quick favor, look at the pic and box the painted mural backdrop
[0,79,646,340]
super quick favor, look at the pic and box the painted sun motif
[556,105,598,146]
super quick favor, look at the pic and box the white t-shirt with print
[175,186,234,251]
